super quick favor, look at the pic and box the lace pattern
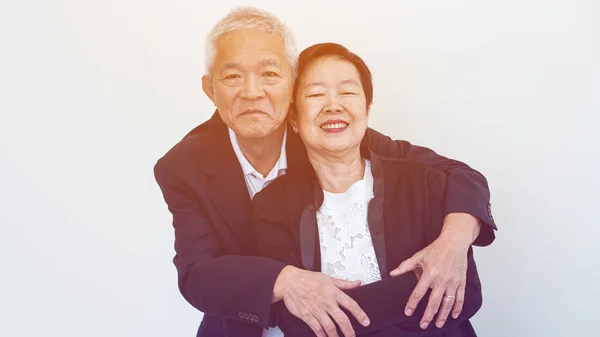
[316,160,382,286]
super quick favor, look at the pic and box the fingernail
[436,320,445,328]
[363,318,370,326]
[421,322,429,329]
[405,308,413,316]
[452,313,458,319]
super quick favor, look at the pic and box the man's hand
[389,213,481,330]
[273,266,370,337]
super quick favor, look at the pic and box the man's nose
[241,75,265,100]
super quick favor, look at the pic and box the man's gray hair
[205,7,298,78]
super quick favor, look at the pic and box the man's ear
[287,104,299,133]
[202,75,216,105]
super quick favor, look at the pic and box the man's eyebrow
[261,58,281,67]
[220,62,240,72]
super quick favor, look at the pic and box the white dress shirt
[228,127,287,337]
[228,127,288,200]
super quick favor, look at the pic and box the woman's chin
[319,142,359,155]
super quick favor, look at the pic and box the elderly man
[154,6,496,337]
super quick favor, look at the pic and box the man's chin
[232,125,281,140]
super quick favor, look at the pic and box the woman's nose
[324,99,343,114]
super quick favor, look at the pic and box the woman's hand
[273,266,370,337]
[389,213,481,330]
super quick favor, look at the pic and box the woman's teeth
[321,123,348,130]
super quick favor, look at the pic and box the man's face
[202,30,294,139]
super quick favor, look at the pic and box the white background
[1,1,598,336]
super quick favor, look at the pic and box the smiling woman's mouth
[320,121,348,132]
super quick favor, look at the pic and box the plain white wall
[1,0,598,336]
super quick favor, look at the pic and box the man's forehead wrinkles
[218,57,283,72]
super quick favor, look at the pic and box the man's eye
[306,93,324,97]
[224,74,241,80]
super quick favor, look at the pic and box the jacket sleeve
[365,128,497,246]
[154,158,286,329]
[276,253,482,336]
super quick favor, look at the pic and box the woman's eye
[263,71,278,77]
[341,92,357,95]
[306,93,324,97]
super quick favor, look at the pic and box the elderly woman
[253,43,484,337]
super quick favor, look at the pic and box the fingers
[452,283,466,319]
[414,266,424,281]
[328,306,355,337]
[285,272,366,336]
[435,286,458,328]
[336,292,370,327]
[404,275,431,316]
[420,284,444,329]
[332,278,361,290]
[314,311,339,337]
[305,315,327,337]
[390,256,419,277]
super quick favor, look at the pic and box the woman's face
[294,56,369,156]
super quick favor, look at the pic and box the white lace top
[316,160,382,286]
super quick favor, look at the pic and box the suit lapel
[367,152,389,278]
[299,205,317,270]
[199,113,253,246]
[286,131,321,271]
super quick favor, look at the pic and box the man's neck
[307,148,365,194]
[236,125,286,177]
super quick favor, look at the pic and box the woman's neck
[236,125,285,177]
[307,148,365,193]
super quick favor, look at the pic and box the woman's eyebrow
[304,81,324,88]
[339,79,360,86]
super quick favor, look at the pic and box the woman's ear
[287,104,299,133]
[366,104,371,116]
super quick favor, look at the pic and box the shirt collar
[228,125,288,179]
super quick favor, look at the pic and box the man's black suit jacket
[154,112,496,337]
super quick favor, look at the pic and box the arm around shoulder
[365,128,497,246]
